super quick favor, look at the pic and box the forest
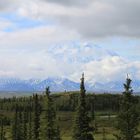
[0,75,140,140]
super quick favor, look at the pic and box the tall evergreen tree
[44,87,61,140]
[12,104,18,140]
[73,73,94,140]
[116,76,140,140]
[90,95,95,120]
[23,108,27,140]
[12,105,24,140]
[0,118,6,140]
[0,118,4,140]
[28,96,33,140]
[18,109,24,140]
[33,94,41,140]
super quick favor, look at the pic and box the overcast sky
[0,0,140,83]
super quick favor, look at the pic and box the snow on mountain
[48,42,118,64]
[0,78,33,91]
[35,78,80,91]
[0,77,139,93]
[0,78,80,92]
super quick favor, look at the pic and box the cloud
[0,0,18,11]
[0,40,139,83]
[0,18,12,31]
[84,56,128,83]
[1,0,140,39]
[44,0,92,7]
[0,0,140,83]
[0,0,11,10]
[17,0,140,38]
[56,0,140,38]
[84,56,140,84]
[0,25,79,47]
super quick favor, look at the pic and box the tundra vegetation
[0,75,139,140]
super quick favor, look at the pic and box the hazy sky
[0,0,140,83]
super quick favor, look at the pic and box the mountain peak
[0,77,139,93]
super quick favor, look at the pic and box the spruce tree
[18,109,24,140]
[44,87,61,140]
[28,96,33,140]
[73,73,94,140]
[90,95,95,120]
[33,94,41,140]
[0,118,4,140]
[12,104,18,140]
[23,108,27,140]
[0,118,6,140]
[12,105,24,140]
[116,76,140,140]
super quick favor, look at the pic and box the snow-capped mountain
[0,78,80,92]
[0,77,139,93]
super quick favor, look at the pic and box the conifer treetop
[46,86,50,96]
[123,74,133,93]
[80,73,86,94]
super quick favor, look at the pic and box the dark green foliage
[102,128,107,140]
[33,94,41,140]
[23,108,27,140]
[0,84,139,140]
[89,95,95,120]
[116,77,140,140]
[12,105,24,140]
[55,126,61,140]
[12,104,18,140]
[18,110,24,140]
[73,74,94,140]
[0,118,6,140]
[28,96,33,140]
[54,92,121,112]
[44,87,61,140]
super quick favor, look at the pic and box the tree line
[0,74,140,140]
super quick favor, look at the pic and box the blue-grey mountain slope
[0,77,139,92]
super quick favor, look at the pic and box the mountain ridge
[0,77,139,92]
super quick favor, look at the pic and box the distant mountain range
[0,77,139,92]
[0,78,80,92]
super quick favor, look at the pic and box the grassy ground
[2,110,140,140]
[57,111,117,140]
[58,111,140,140]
